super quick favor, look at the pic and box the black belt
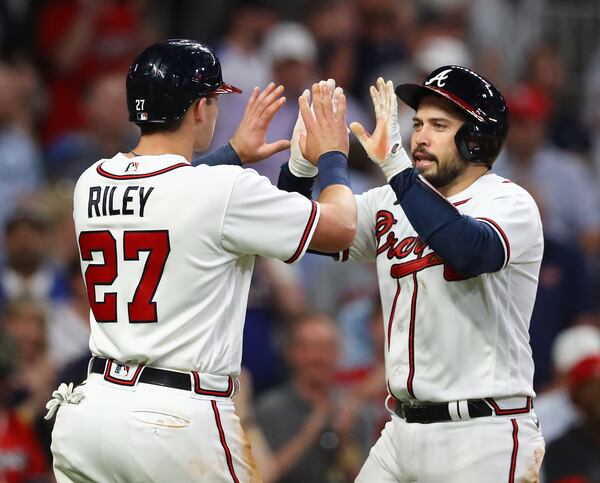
[394,399,494,424]
[90,357,191,391]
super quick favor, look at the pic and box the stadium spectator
[523,43,593,161]
[0,328,49,483]
[494,84,600,254]
[582,39,600,175]
[307,0,360,91]
[535,325,600,446]
[526,190,597,390]
[242,258,308,395]
[209,0,277,162]
[0,64,44,242]
[0,208,69,309]
[544,354,600,482]
[468,0,544,85]
[3,297,56,425]
[340,300,389,447]
[255,314,369,483]
[47,257,90,372]
[234,369,278,482]
[45,71,138,182]
[35,0,151,144]
[215,0,275,93]
[351,0,414,97]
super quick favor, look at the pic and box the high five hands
[350,77,412,180]
[298,81,349,165]
[230,82,291,163]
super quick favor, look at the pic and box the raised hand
[289,79,341,177]
[299,82,349,165]
[230,82,291,163]
[350,77,412,180]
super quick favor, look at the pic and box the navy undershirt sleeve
[194,143,242,167]
[277,162,316,199]
[389,168,505,277]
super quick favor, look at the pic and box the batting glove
[350,77,412,181]
[289,78,343,177]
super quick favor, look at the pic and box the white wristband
[380,144,413,181]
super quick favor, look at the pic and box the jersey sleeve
[339,190,378,263]
[221,169,320,263]
[469,184,543,267]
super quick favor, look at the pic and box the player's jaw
[412,146,467,189]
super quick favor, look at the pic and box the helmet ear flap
[455,122,480,163]
[454,122,505,167]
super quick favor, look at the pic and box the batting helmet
[126,39,241,125]
[395,65,509,167]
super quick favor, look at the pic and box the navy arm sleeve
[389,168,504,277]
[194,143,242,167]
[277,162,316,199]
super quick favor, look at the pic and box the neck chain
[129,150,141,157]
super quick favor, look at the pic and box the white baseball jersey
[341,173,543,402]
[73,153,319,376]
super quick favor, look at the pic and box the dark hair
[135,97,212,135]
[137,116,185,135]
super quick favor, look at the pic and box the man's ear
[192,98,206,124]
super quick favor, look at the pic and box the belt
[89,357,237,397]
[394,397,532,424]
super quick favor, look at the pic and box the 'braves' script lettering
[375,210,468,281]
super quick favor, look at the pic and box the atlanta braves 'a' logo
[424,68,453,88]
[375,210,467,281]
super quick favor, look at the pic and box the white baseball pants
[51,374,261,482]
[355,412,545,482]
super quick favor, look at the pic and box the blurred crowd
[0,0,599,482]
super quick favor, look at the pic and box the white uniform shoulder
[471,172,537,203]
[455,172,543,266]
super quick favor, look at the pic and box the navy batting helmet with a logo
[395,65,509,167]
[126,39,241,125]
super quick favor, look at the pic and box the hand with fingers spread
[230,82,291,163]
[299,82,349,165]
[289,79,342,177]
[350,77,412,181]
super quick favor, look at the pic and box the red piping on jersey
[477,217,511,267]
[406,273,419,398]
[211,400,240,483]
[387,279,402,351]
[192,372,234,397]
[485,397,532,416]
[285,200,318,264]
[103,360,145,386]
[96,162,190,180]
[452,198,471,206]
[508,419,519,483]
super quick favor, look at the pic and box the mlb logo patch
[104,360,144,386]
[126,161,139,172]
[137,112,148,121]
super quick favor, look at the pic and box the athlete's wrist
[318,151,350,189]
[381,145,412,181]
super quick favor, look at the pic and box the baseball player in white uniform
[44,39,356,482]
[280,66,545,482]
